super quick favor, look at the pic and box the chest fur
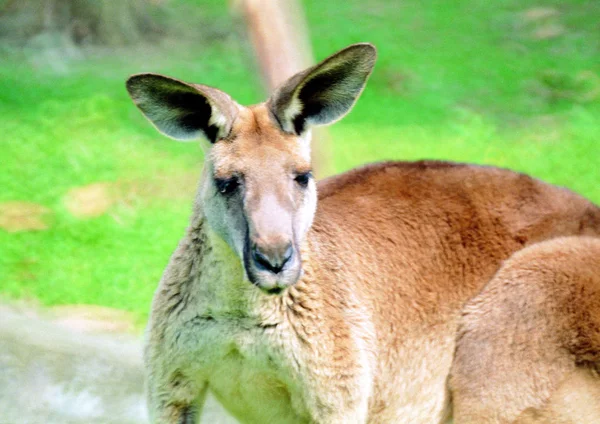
[164,313,308,423]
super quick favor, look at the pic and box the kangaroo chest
[166,313,309,424]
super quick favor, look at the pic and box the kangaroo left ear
[126,73,238,143]
[268,43,377,135]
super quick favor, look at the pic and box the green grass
[1,0,599,325]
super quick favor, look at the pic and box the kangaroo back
[451,236,600,424]
[305,161,600,423]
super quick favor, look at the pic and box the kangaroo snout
[251,241,294,274]
[244,233,301,292]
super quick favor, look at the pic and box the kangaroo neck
[183,203,287,325]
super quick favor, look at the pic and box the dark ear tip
[350,42,377,51]
[339,43,378,68]
[346,42,377,56]
[126,73,181,95]
[125,73,153,96]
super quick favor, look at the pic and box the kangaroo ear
[126,73,238,143]
[268,43,377,135]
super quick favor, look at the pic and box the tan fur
[451,236,600,424]
[144,149,600,423]
[126,44,600,424]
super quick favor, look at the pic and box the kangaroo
[125,43,600,423]
[451,236,600,424]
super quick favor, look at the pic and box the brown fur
[126,44,600,424]
[146,135,600,422]
[451,236,600,423]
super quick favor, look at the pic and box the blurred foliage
[0,0,599,324]
[0,0,164,46]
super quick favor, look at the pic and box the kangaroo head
[126,43,377,293]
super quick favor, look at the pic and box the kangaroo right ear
[126,74,238,143]
[268,43,377,135]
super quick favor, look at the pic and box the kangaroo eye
[215,177,239,195]
[294,172,312,188]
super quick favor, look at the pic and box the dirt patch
[522,7,559,22]
[116,172,198,206]
[0,302,138,335]
[532,23,565,40]
[520,7,565,40]
[50,304,138,334]
[63,173,199,220]
[64,182,115,218]
[0,201,52,232]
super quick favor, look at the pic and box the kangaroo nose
[252,243,294,274]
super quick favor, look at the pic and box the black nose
[252,243,293,274]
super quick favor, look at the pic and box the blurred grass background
[1,0,599,325]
